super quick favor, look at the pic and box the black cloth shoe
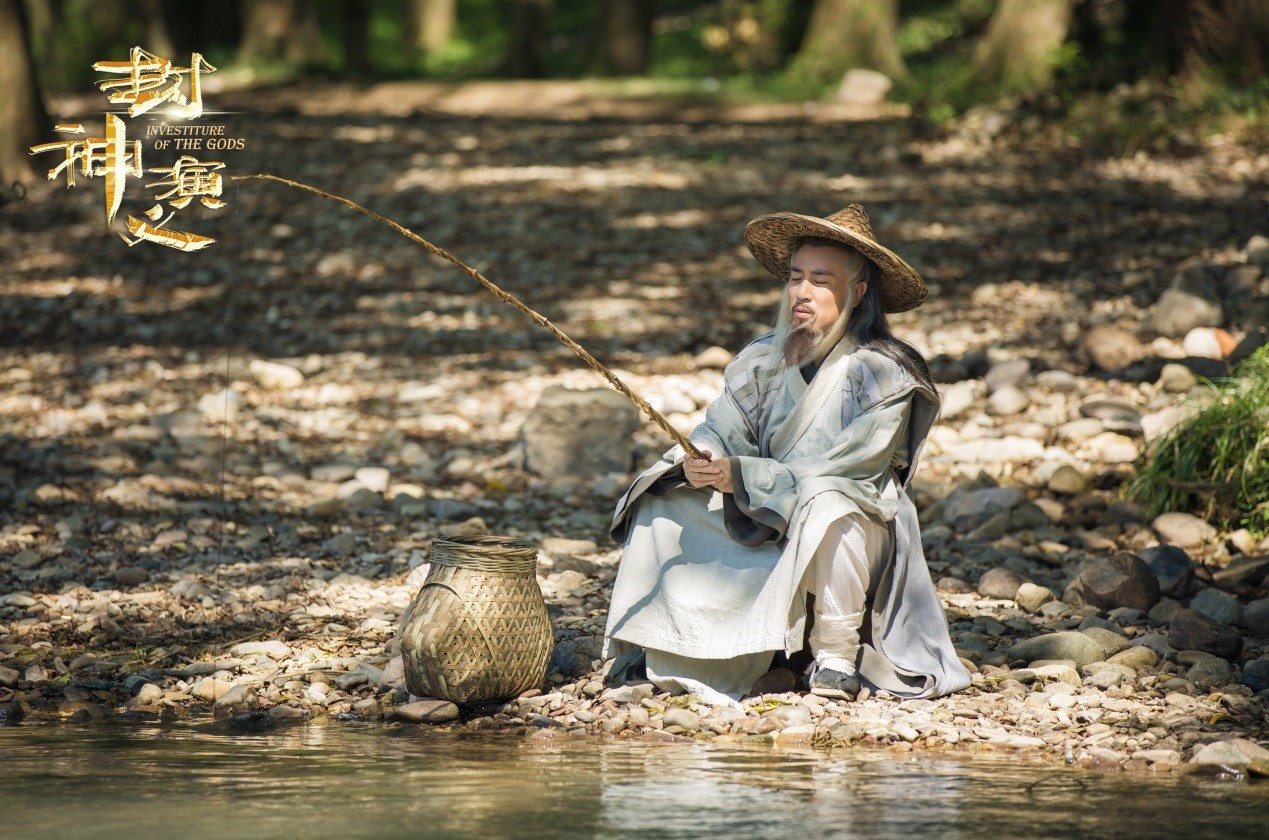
[808,667,860,700]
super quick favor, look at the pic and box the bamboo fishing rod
[230,173,705,460]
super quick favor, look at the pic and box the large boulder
[1063,553,1161,612]
[1168,609,1243,661]
[521,387,639,482]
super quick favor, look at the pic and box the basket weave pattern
[400,537,553,704]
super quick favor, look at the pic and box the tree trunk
[791,0,907,85]
[589,0,655,76]
[138,0,175,58]
[505,0,552,78]
[1164,0,1269,80]
[402,0,455,60]
[971,0,1076,93]
[239,0,327,67]
[343,0,371,76]
[0,0,51,189]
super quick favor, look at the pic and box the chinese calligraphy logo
[29,46,240,251]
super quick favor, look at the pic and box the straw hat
[743,204,927,313]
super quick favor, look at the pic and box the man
[602,205,970,705]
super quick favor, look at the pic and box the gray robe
[603,335,970,700]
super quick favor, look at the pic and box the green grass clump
[1128,346,1269,537]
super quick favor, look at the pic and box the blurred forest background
[3,0,1268,186]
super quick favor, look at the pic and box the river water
[2,722,1265,839]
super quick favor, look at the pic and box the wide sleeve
[724,392,913,546]
[609,348,769,542]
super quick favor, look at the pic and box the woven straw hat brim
[744,212,927,313]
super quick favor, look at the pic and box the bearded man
[602,205,970,706]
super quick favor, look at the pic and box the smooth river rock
[1188,588,1244,627]
[1167,609,1243,661]
[388,700,460,724]
[1063,553,1160,612]
[1137,545,1195,598]
[1005,632,1106,669]
[1152,512,1217,548]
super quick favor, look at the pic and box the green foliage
[1127,347,1269,538]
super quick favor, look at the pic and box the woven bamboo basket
[400,536,553,704]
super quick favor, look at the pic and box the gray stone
[1244,599,1269,637]
[1168,609,1243,660]
[426,498,479,521]
[1046,465,1086,495]
[1188,588,1244,627]
[977,567,1031,600]
[1078,396,1140,423]
[388,700,460,724]
[984,359,1031,394]
[942,486,1026,523]
[1157,363,1197,393]
[522,387,639,481]
[1152,512,1217,548]
[693,346,734,369]
[761,703,814,726]
[112,567,149,586]
[1150,288,1223,338]
[353,467,390,493]
[662,708,701,731]
[1185,653,1233,687]
[836,68,892,104]
[1189,738,1269,769]
[249,359,304,390]
[1081,627,1131,657]
[1246,235,1269,266]
[0,664,19,688]
[541,537,599,557]
[230,640,291,659]
[1211,555,1269,593]
[1015,583,1055,613]
[1078,615,1126,636]
[344,487,386,514]
[379,656,406,691]
[548,635,603,678]
[1138,545,1196,598]
[1182,328,1226,360]
[1241,658,1269,692]
[323,532,358,557]
[1005,632,1107,669]
[1063,553,1161,612]
[213,685,259,717]
[1035,370,1080,391]
[1082,325,1145,372]
[1106,646,1159,669]
[985,385,1029,416]
[938,380,978,420]
[966,503,1051,541]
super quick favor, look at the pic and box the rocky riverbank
[3,81,1267,778]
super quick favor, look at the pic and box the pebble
[1156,363,1197,393]
[986,385,1029,416]
[977,567,1030,600]
[1045,465,1086,495]
[1014,583,1055,613]
[249,359,305,390]
[388,700,460,724]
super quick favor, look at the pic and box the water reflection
[1,723,1265,840]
